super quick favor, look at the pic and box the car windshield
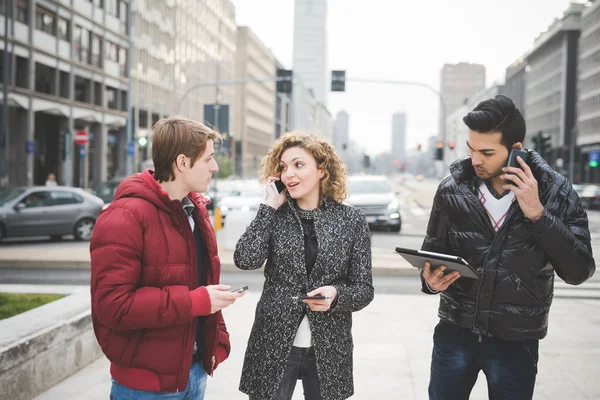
[0,188,26,206]
[348,180,392,194]
[93,181,120,202]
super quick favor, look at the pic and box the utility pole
[125,0,134,176]
[213,61,220,215]
[569,126,577,183]
[1,0,10,186]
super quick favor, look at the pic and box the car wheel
[390,224,401,233]
[74,218,95,241]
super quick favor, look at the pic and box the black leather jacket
[422,150,595,340]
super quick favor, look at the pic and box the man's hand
[502,156,544,222]
[205,284,245,314]
[423,262,460,292]
[303,286,338,312]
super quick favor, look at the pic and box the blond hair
[260,133,348,203]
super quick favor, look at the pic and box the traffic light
[532,131,551,159]
[363,155,371,169]
[276,69,293,94]
[137,137,148,147]
[331,70,346,92]
[448,141,456,150]
[589,151,600,168]
[435,141,444,160]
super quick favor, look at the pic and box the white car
[217,182,265,225]
[345,175,401,232]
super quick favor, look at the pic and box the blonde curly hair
[260,133,349,204]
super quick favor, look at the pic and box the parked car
[92,177,126,209]
[345,175,401,232]
[580,184,600,209]
[0,186,104,242]
[218,181,264,226]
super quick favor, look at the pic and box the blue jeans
[110,362,207,400]
[429,320,539,400]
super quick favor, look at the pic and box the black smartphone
[271,180,286,194]
[504,149,528,185]
[291,295,331,300]
[230,286,249,293]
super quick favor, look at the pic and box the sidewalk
[33,291,600,400]
[0,242,418,277]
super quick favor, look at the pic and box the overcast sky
[232,0,579,154]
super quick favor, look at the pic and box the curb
[0,259,421,277]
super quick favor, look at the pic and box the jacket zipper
[471,201,519,335]
[176,208,195,391]
[510,273,542,305]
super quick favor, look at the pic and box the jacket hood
[449,149,556,191]
[113,170,210,214]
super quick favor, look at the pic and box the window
[119,47,127,76]
[21,192,53,208]
[91,34,102,67]
[106,41,118,62]
[106,0,117,16]
[58,18,69,41]
[36,6,56,35]
[74,25,90,63]
[16,0,28,24]
[91,0,103,8]
[50,191,83,205]
[119,1,127,21]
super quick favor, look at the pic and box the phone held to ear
[504,149,528,185]
[271,179,286,194]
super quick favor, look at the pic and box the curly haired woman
[234,133,374,400]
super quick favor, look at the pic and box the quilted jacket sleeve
[420,184,452,294]
[90,206,197,330]
[331,211,374,313]
[530,184,595,285]
[234,204,276,270]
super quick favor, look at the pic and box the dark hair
[152,116,220,182]
[462,94,526,148]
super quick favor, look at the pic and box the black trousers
[252,346,323,400]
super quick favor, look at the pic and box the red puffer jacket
[90,170,230,392]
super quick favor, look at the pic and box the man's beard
[475,166,503,180]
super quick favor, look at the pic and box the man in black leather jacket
[421,95,595,400]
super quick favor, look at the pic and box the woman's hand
[303,286,338,312]
[264,176,287,210]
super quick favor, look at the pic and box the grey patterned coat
[234,198,374,400]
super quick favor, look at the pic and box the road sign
[79,145,85,158]
[74,130,89,146]
[127,141,135,156]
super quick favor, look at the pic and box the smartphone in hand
[292,295,331,300]
[271,180,286,194]
[504,149,528,185]
[230,286,249,293]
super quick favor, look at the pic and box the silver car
[0,186,104,242]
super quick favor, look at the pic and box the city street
[1,178,600,299]
[2,177,600,399]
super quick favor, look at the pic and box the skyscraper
[439,62,486,139]
[293,0,328,106]
[392,112,407,165]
